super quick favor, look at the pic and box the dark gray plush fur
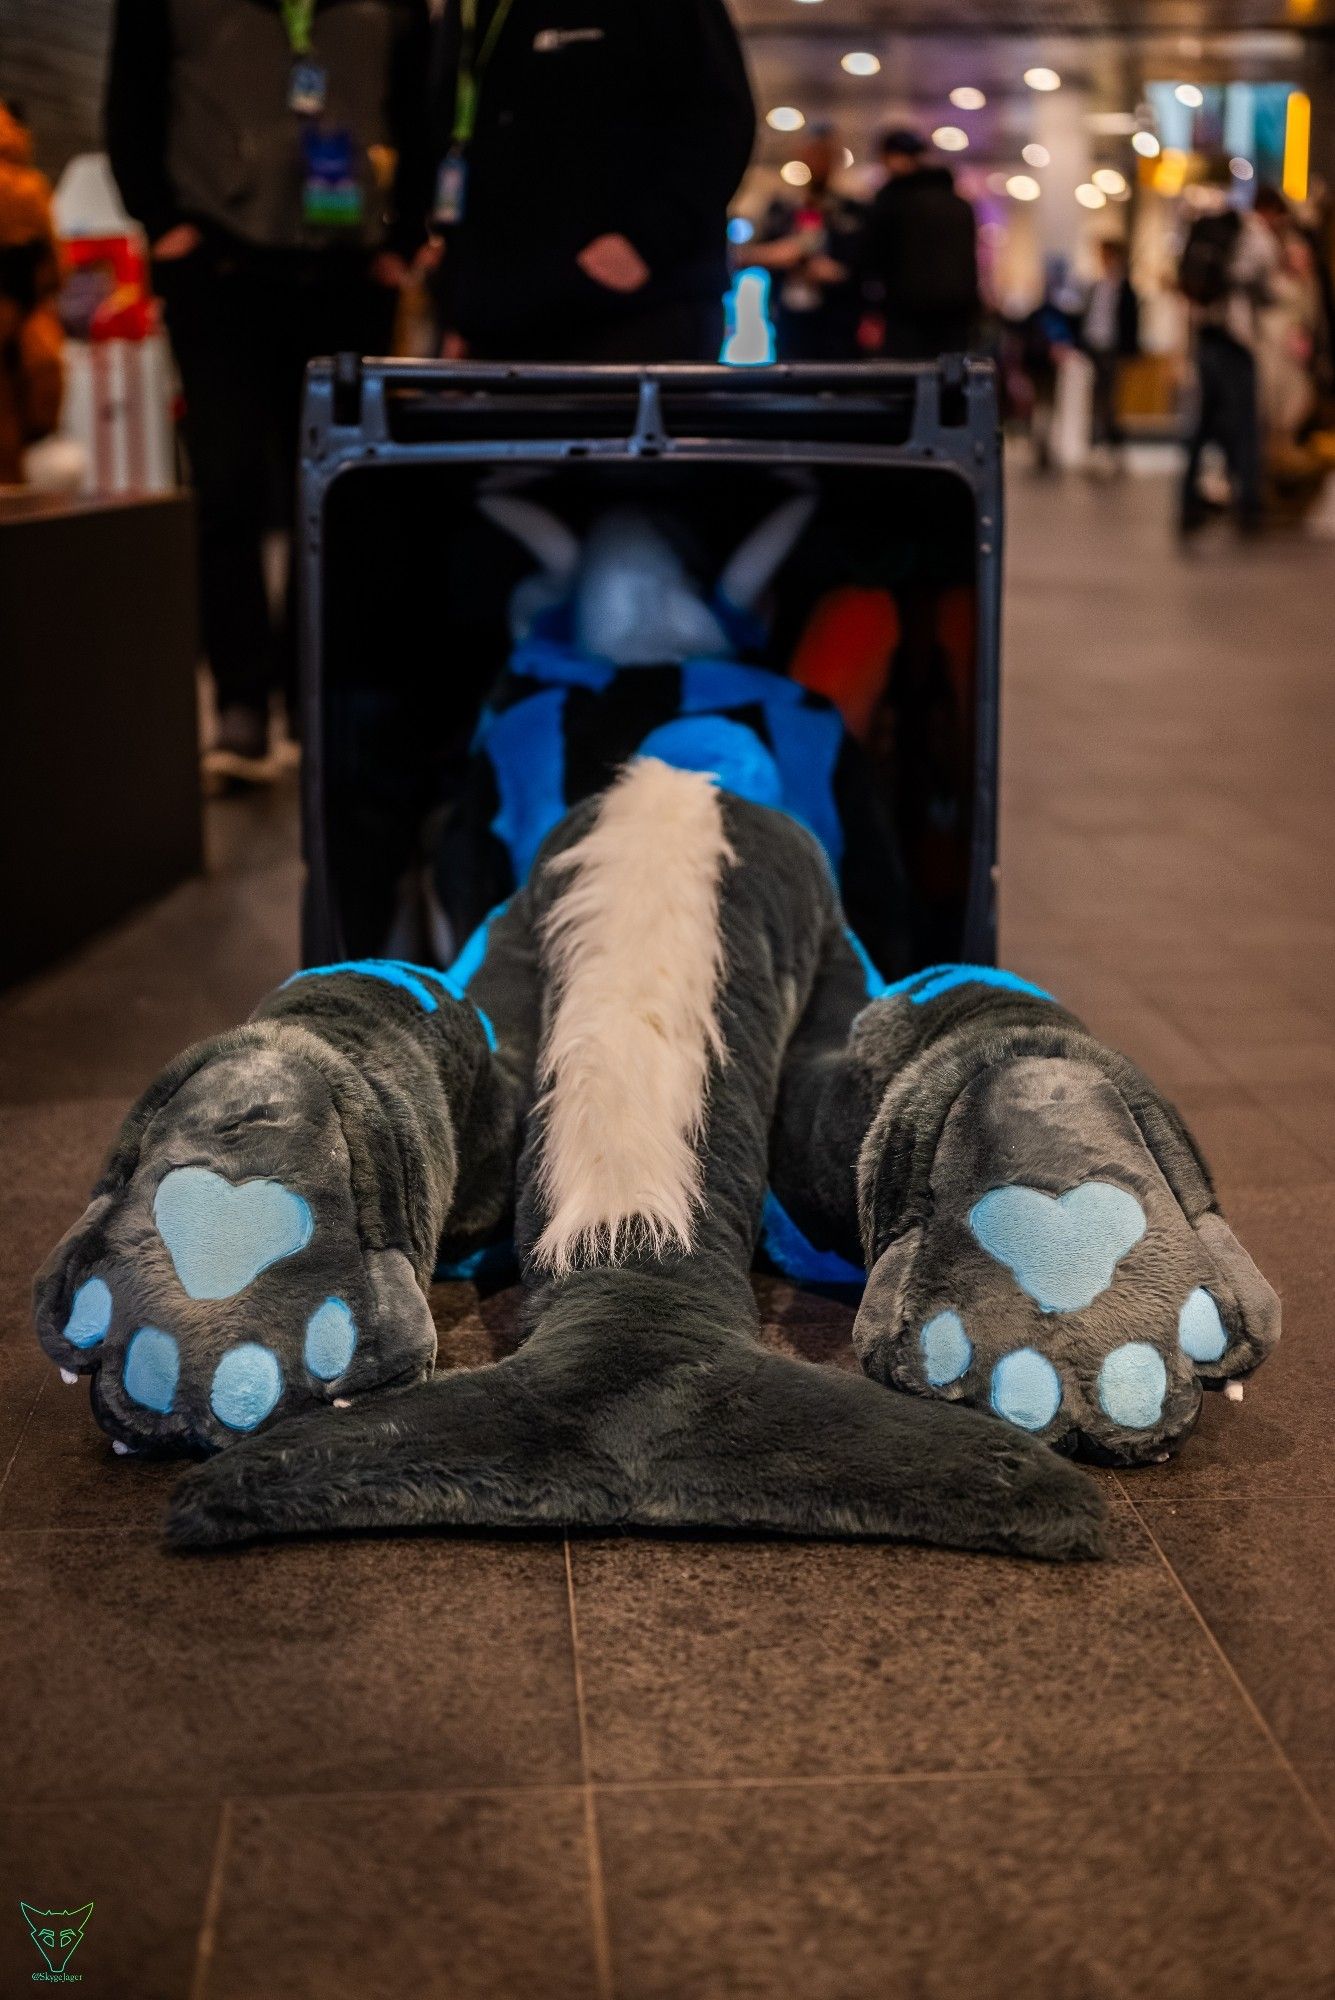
[35,784,1277,1557]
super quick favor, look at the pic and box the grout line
[187,1797,233,2000]
[0,1376,46,1501]
[564,1537,615,2000]
[1114,1476,1335,1854]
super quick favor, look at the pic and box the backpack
[1178,211,1241,307]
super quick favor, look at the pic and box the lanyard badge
[282,0,327,114]
[301,125,365,228]
[433,0,515,226]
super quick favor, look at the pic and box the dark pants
[155,245,396,715]
[880,312,974,362]
[1089,349,1124,449]
[469,297,725,364]
[1182,327,1262,530]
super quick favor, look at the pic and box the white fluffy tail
[534,759,735,1275]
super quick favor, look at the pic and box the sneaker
[204,705,272,785]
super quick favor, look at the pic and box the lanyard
[280,0,317,55]
[452,0,516,145]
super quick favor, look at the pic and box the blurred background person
[0,102,64,486]
[1079,238,1139,467]
[749,125,865,361]
[105,0,433,779]
[861,126,979,361]
[1178,165,1278,538]
[1253,184,1328,463]
[428,0,754,363]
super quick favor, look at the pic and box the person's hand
[413,239,445,278]
[441,329,470,359]
[806,254,848,287]
[151,223,202,262]
[577,233,650,294]
[370,250,411,289]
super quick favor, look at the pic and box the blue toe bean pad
[304,1297,357,1380]
[1098,1342,1168,1429]
[210,1344,284,1431]
[991,1348,1062,1430]
[124,1326,180,1413]
[1179,1287,1228,1363]
[154,1167,313,1301]
[65,1276,112,1349]
[920,1310,972,1386]
[969,1182,1146,1314]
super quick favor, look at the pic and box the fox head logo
[21,1903,93,1975]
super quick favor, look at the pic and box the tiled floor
[3,475,1334,1998]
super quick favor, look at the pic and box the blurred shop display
[47,153,176,496]
[0,104,64,487]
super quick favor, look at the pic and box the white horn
[717,492,817,612]
[478,494,580,581]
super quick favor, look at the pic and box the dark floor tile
[1167,1083,1330,1197]
[569,1493,1271,1784]
[203,1789,597,2000]
[1253,1084,1335,1173]
[1125,1183,1335,1500]
[1298,1764,1335,1835]
[1137,1497,1335,1765]
[0,1797,221,2000]
[0,1373,184,1529]
[0,1530,581,1803]
[598,1770,1335,2000]
[0,1096,130,1300]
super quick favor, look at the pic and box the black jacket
[105,0,432,257]
[432,0,754,349]
[862,165,979,329]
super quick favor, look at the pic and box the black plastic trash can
[297,356,1003,971]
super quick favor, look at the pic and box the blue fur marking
[448,900,511,990]
[639,717,785,809]
[1179,1287,1228,1363]
[846,929,887,1000]
[508,636,618,690]
[283,960,441,1012]
[1098,1342,1167,1429]
[124,1326,179,1414]
[65,1276,112,1349]
[969,1182,1146,1314]
[154,1167,313,1302]
[762,697,845,870]
[881,964,1055,1007]
[991,1347,1062,1430]
[434,1238,519,1284]
[920,1310,972,1386]
[679,659,808,714]
[304,1297,357,1380]
[482,686,569,885]
[210,1343,284,1431]
[760,1192,864,1286]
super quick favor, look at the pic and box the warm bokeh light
[766,106,805,132]
[1092,168,1127,195]
[780,159,813,186]
[1283,89,1311,202]
[1021,142,1051,168]
[841,51,881,76]
[933,126,969,152]
[1075,182,1108,209]
[1174,84,1204,108]
[949,87,986,110]
[1152,148,1189,195]
[1131,131,1161,157]
[1006,174,1042,201]
[1024,67,1061,92]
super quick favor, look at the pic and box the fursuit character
[33,495,1279,1557]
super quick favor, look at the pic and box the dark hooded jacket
[861,163,979,355]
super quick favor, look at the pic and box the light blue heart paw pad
[124,1326,180,1413]
[1178,1287,1228,1363]
[65,1276,113,1349]
[153,1166,313,1301]
[969,1182,1146,1313]
[304,1297,357,1380]
[920,1310,972,1386]
[991,1348,1062,1430]
[210,1344,284,1431]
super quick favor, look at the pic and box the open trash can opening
[298,357,1001,975]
